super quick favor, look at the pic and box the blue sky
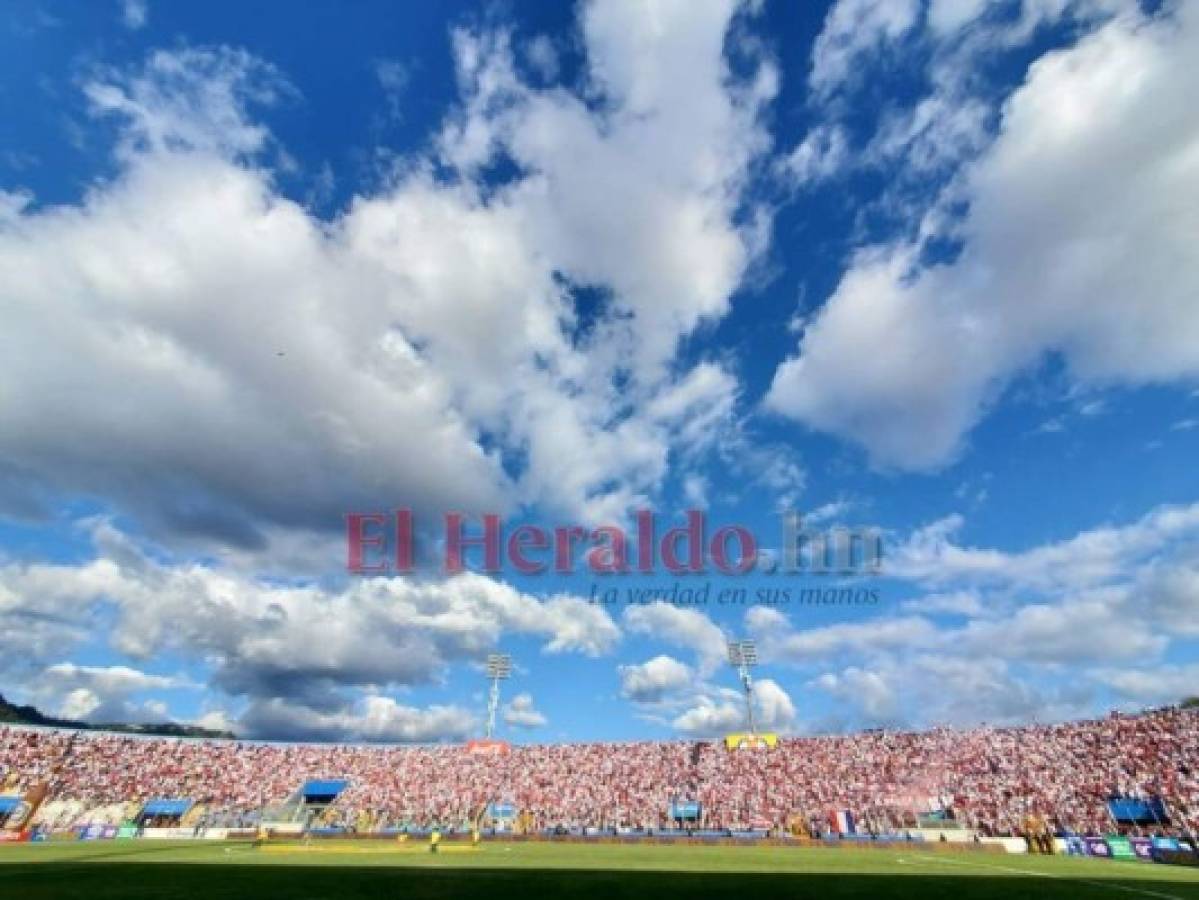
[1,0,1198,743]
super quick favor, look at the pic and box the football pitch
[4,840,1199,899]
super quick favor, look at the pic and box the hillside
[0,694,234,740]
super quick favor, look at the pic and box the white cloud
[618,654,693,702]
[1091,664,1199,706]
[615,620,795,734]
[682,474,709,509]
[240,695,475,743]
[439,1,776,379]
[623,602,727,674]
[864,95,990,173]
[809,0,921,99]
[803,498,856,526]
[37,662,187,723]
[752,677,797,728]
[899,590,984,617]
[671,677,795,736]
[0,190,32,223]
[769,3,1199,469]
[927,0,990,36]
[1,0,778,559]
[503,692,547,729]
[85,47,288,158]
[524,35,559,81]
[761,497,1199,726]
[0,520,618,734]
[782,124,848,185]
[813,655,1094,728]
[748,606,939,663]
[120,0,147,30]
[891,502,1199,593]
[954,597,1164,664]
[1135,562,1199,637]
[193,708,238,735]
[374,58,410,120]
[671,693,744,735]
[813,666,898,720]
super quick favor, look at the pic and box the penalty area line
[910,853,1186,900]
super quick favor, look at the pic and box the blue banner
[141,798,193,817]
[301,780,348,799]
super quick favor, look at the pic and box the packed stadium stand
[2,706,1197,838]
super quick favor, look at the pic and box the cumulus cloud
[748,606,939,664]
[239,695,475,743]
[899,590,984,617]
[618,654,693,702]
[803,498,858,526]
[810,652,1099,730]
[782,124,848,186]
[926,0,990,36]
[891,502,1199,592]
[84,47,290,158]
[1134,562,1199,637]
[813,666,898,721]
[0,0,781,566]
[759,498,1199,726]
[623,603,728,675]
[671,678,795,736]
[616,628,794,736]
[524,35,560,81]
[615,624,795,737]
[809,0,921,100]
[752,678,798,728]
[36,662,187,724]
[503,692,547,729]
[750,580,1165,678]
[670,693,744,735]
[769,3,1199,468]
[0,519,617,736]
[955,598,1164,664]
[1091,664,1199,707]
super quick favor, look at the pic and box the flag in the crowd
[828,809,856,834]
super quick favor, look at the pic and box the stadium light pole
[727,639,758,735]
[484,653,512,740]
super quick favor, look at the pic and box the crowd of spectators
[2,706,1196,836]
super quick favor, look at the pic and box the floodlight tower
[727,639,759,735]
[484,653,512,740]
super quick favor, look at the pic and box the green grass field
[4,839,1199,899]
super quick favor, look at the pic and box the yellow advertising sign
[724,732,778,751]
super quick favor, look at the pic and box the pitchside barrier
[305,830,1193,865]
[9,824,1197,866]
[261,833,1199,864]
[278,831,1010,854]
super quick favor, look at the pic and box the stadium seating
[2,706,1196,837]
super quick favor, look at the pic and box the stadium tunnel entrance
[134,798,193,828]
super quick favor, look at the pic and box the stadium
[5,0,1199,897]
[4,693,1199,898]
